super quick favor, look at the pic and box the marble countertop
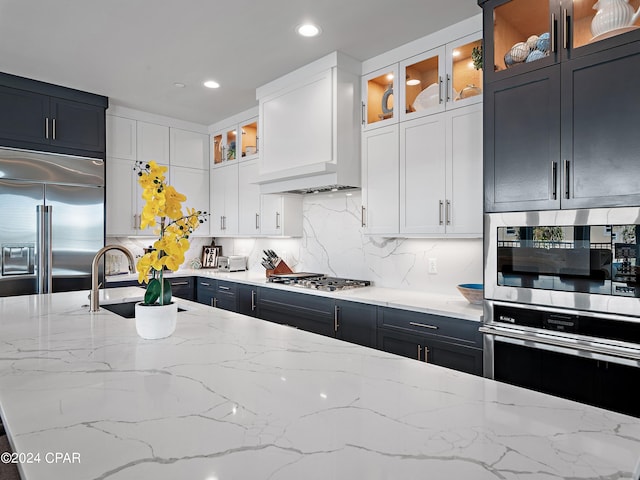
[1,288,639,479]
[107,269,484,322]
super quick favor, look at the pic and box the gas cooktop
[267,273,371,292]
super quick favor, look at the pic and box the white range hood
[256,51,361,195]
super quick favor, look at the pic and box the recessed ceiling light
[173,82,185,88]
[296,23,321,37]
[203,80,220,89]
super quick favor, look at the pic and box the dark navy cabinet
[335,300,377,348]
[237,283,258,317]
[377,307,483,375]
[215,280,238,312]
[0,72,107,157]
[166,277,194,301]
[259,288,335,337]
[480,0,640,212]
[196,278,216,306]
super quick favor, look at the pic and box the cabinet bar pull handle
[255,213,260,230]
[409,321,439,330]
[52,118,56,140]
[417,344,422,361]
[45,118,49,139]
[213,298,218,308]
[424,347,429,363]
[564,159,570,199]
[200,282,210,286]
[551,13,557,53]
[361,206,366,227]
[218,285,230,290]
[251,290,256,311]
[171,281,189,286]
[334,305,340,333]
[446,74,451,102]
[361,101,366,126]
[438,200,444,225]
[563,8,569,50]
[552,161,558,200]
[438,76,444,104]
[276,212,280,229]
[445,200,451,225]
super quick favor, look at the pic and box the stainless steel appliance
[268,273,371,291]
[0,147,104,296]
[217,255,247,272]
[483,207,640,417]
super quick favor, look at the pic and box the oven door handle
[480,325,640,364]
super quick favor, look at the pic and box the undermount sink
[101,301,186,319]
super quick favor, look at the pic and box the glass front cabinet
[399,32,483,121]
[362,65,399,130]
[482,0,640,83]
[212,127,238,166]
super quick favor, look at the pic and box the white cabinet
[362,65,399,131]
[399,104,482,236]
[106,157,136,236]
[362,124,399,235]
[210,163,238,236]
[238,159,262,235]
[256,51,361,194]
[170,128,209,169]
[106,116,136,160]
[260,195,303,237]
[137,121,169,164]
[171,166,210,237]
[212,125,238,165]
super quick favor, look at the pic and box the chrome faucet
[90,245,135,312]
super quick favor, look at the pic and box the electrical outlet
[428,257,438,274]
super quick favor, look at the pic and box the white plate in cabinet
[361,124,400,235]
[399,104,482,236]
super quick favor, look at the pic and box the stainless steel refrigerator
[0,147,104,297]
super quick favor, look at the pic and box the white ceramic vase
[591,0,640,37]
[135,302,177,339]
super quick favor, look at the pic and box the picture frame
[201,245,221,268]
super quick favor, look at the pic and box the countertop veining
[0,288,638,479]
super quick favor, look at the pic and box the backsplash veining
[218,191,483,296]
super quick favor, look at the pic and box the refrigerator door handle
[36,205,53,294]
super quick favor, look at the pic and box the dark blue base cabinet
[377,307,483,376]
[258,289,378,349]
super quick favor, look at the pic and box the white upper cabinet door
[137,121,169,164]
[238,159,262,235]
[210,163,238,236]
[400,115,447,235]
[170,128,209,169]
[260,70,333,175]
[399,47,446,122]
[171,166,210,237]
[106,157,136,236]
[106,115,136,160]
[445,104,483,235]
[362,124,399,235]
[362,64,400,131]
[261,195,303,237]
[445,32,483,111]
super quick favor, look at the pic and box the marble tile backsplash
[218,191,484,296]
[107,191,483,295]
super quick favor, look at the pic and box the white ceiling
[0,0,481,126]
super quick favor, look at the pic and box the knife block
[266,260,294,277]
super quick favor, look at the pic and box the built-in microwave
[484,207,640,317]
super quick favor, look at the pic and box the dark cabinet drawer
[167,277,194,301]
[378,307,482,347]
[258,288,335,337]
[215,280,238,312]
[196,278,216,307]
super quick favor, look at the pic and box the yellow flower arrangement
[135,161,207,305]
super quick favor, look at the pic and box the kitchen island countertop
[107,268,484,321]
[0,288,638,479]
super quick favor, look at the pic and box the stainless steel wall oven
[482,208,640,417]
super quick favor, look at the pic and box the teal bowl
[457,284,483,305]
